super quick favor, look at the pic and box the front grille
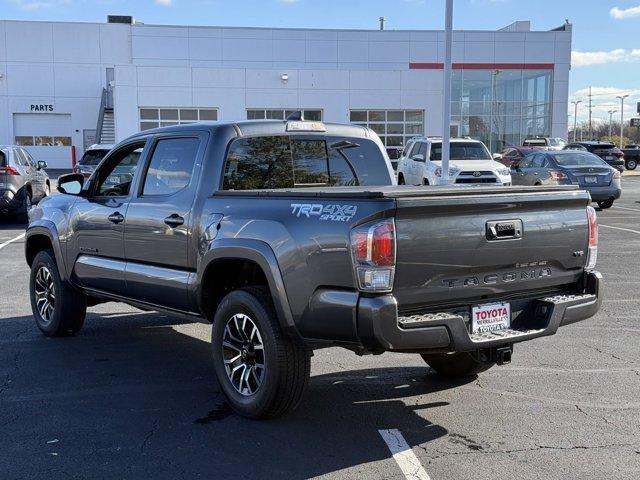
[455,171,498,184]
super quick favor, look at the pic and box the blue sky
[2,0,639,124]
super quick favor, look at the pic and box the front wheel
[421,352,494,378]
[30,250,87,336]
[597,199,614,209]
[16,190,32,223]
[211,287,310,419]
[626,159,638,171]
[397,174,405,185]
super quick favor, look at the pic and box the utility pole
[608,110,617,139]
[439,0,453,185]
[616,94,629,148]
[571,100,582,142]
[588,87,593,139]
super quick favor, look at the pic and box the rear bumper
[355,271,602,353]
[587,186,621,201]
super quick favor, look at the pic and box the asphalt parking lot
[1,179,639,480]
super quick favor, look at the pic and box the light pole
[439,0,453,185]
[571,100,582,142]
[608,110,617,139]
[616,94,629,148]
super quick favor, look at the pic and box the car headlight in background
[497,168,510,176]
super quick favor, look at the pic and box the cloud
[572,49,640,67]
[155,0,172,5]
[610,5,640,19]
[569,87,640,123]
[278,0,300,3]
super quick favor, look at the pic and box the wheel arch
[197,239,298,340]
[25,223,68,281]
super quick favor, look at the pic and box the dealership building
[0,17,572,168]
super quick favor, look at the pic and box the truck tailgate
[392,188,591,312]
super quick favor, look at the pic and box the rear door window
[142,138,200,196]
[531,154,546,168]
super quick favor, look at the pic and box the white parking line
[0,232,25,250]
[378,429,431,480]
[612,205,640,213]
[600,224,640,235]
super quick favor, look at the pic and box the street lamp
[608,110,617,139]
[571,100,582,142]
[616,94,629,148]
[439,0,454,185]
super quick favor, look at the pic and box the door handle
[164,214,184,228]
[108,212,124,224]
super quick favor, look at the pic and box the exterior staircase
[95,85,115,145]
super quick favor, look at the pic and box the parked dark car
[1,145,51,222]
[495,146,541,167]
[511,150,621,209]
[73,143,114,178]
[385,146,403,171]
[622,144,640,170]
[563,141,625,172]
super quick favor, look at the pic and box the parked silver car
[72,143,115,178]
[0,146,51,222]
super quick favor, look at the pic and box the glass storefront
[450,69,553,153]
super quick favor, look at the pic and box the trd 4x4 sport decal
[290,203,357,222]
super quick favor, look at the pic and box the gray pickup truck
[25,120,602,419]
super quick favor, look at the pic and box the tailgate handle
[486,220,523,241]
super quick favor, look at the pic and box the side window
[142,138,199,196]
[519,155,533,168]
[223,136,293,190]
[531,154,545,168]
[21,149,37,167]
[94,144,144,197]
[291,139,329,186]
[416,143,427,159]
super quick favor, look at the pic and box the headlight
[497,168,510,176]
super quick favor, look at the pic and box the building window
[246,109,322,121]
[349,110,424,147]
[139,108,218,131]
[450,69,553,153]
[15,135,71,146]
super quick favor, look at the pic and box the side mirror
[57,173,85,196]
[492,153,503,161]
[412,154,426,162]
[37,160,47,170]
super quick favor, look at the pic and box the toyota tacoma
[25,119,602,419]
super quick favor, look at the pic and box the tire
[423,178,430,186]
[211,287,310,419]
[421,352,494,378]
[16,189,32,223]
[398,174,405,185]
[43,182,51,197]
[30,249,87,336]
[597,199,614,209]
[626,159,638,171]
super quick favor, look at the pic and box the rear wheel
[626,159,638,170]
[421,352,494,378]
[397,174,405,185]
[30,250,87,336]
[597,199,614,209]
[211,287,310,419]
[43,182,51,197]
[423,178,430,186]
[16,190,32,223]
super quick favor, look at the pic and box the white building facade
[0,18,572,169]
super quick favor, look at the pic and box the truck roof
[131,120,374,140]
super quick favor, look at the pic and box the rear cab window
[80,149,110,166]
[222,134,390,190]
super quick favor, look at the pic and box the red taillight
[587,206,598,248]
[351,219,396,291]
[614,151,624,158]
[586,206,598,270]
[0,166,20,175]
[549,170,568,181]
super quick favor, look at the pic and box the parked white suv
[397,137,511,186]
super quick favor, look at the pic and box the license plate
[106,175,119,184]
[471,302,511,334]
[584,176,598,184]
[605,156,614,160]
